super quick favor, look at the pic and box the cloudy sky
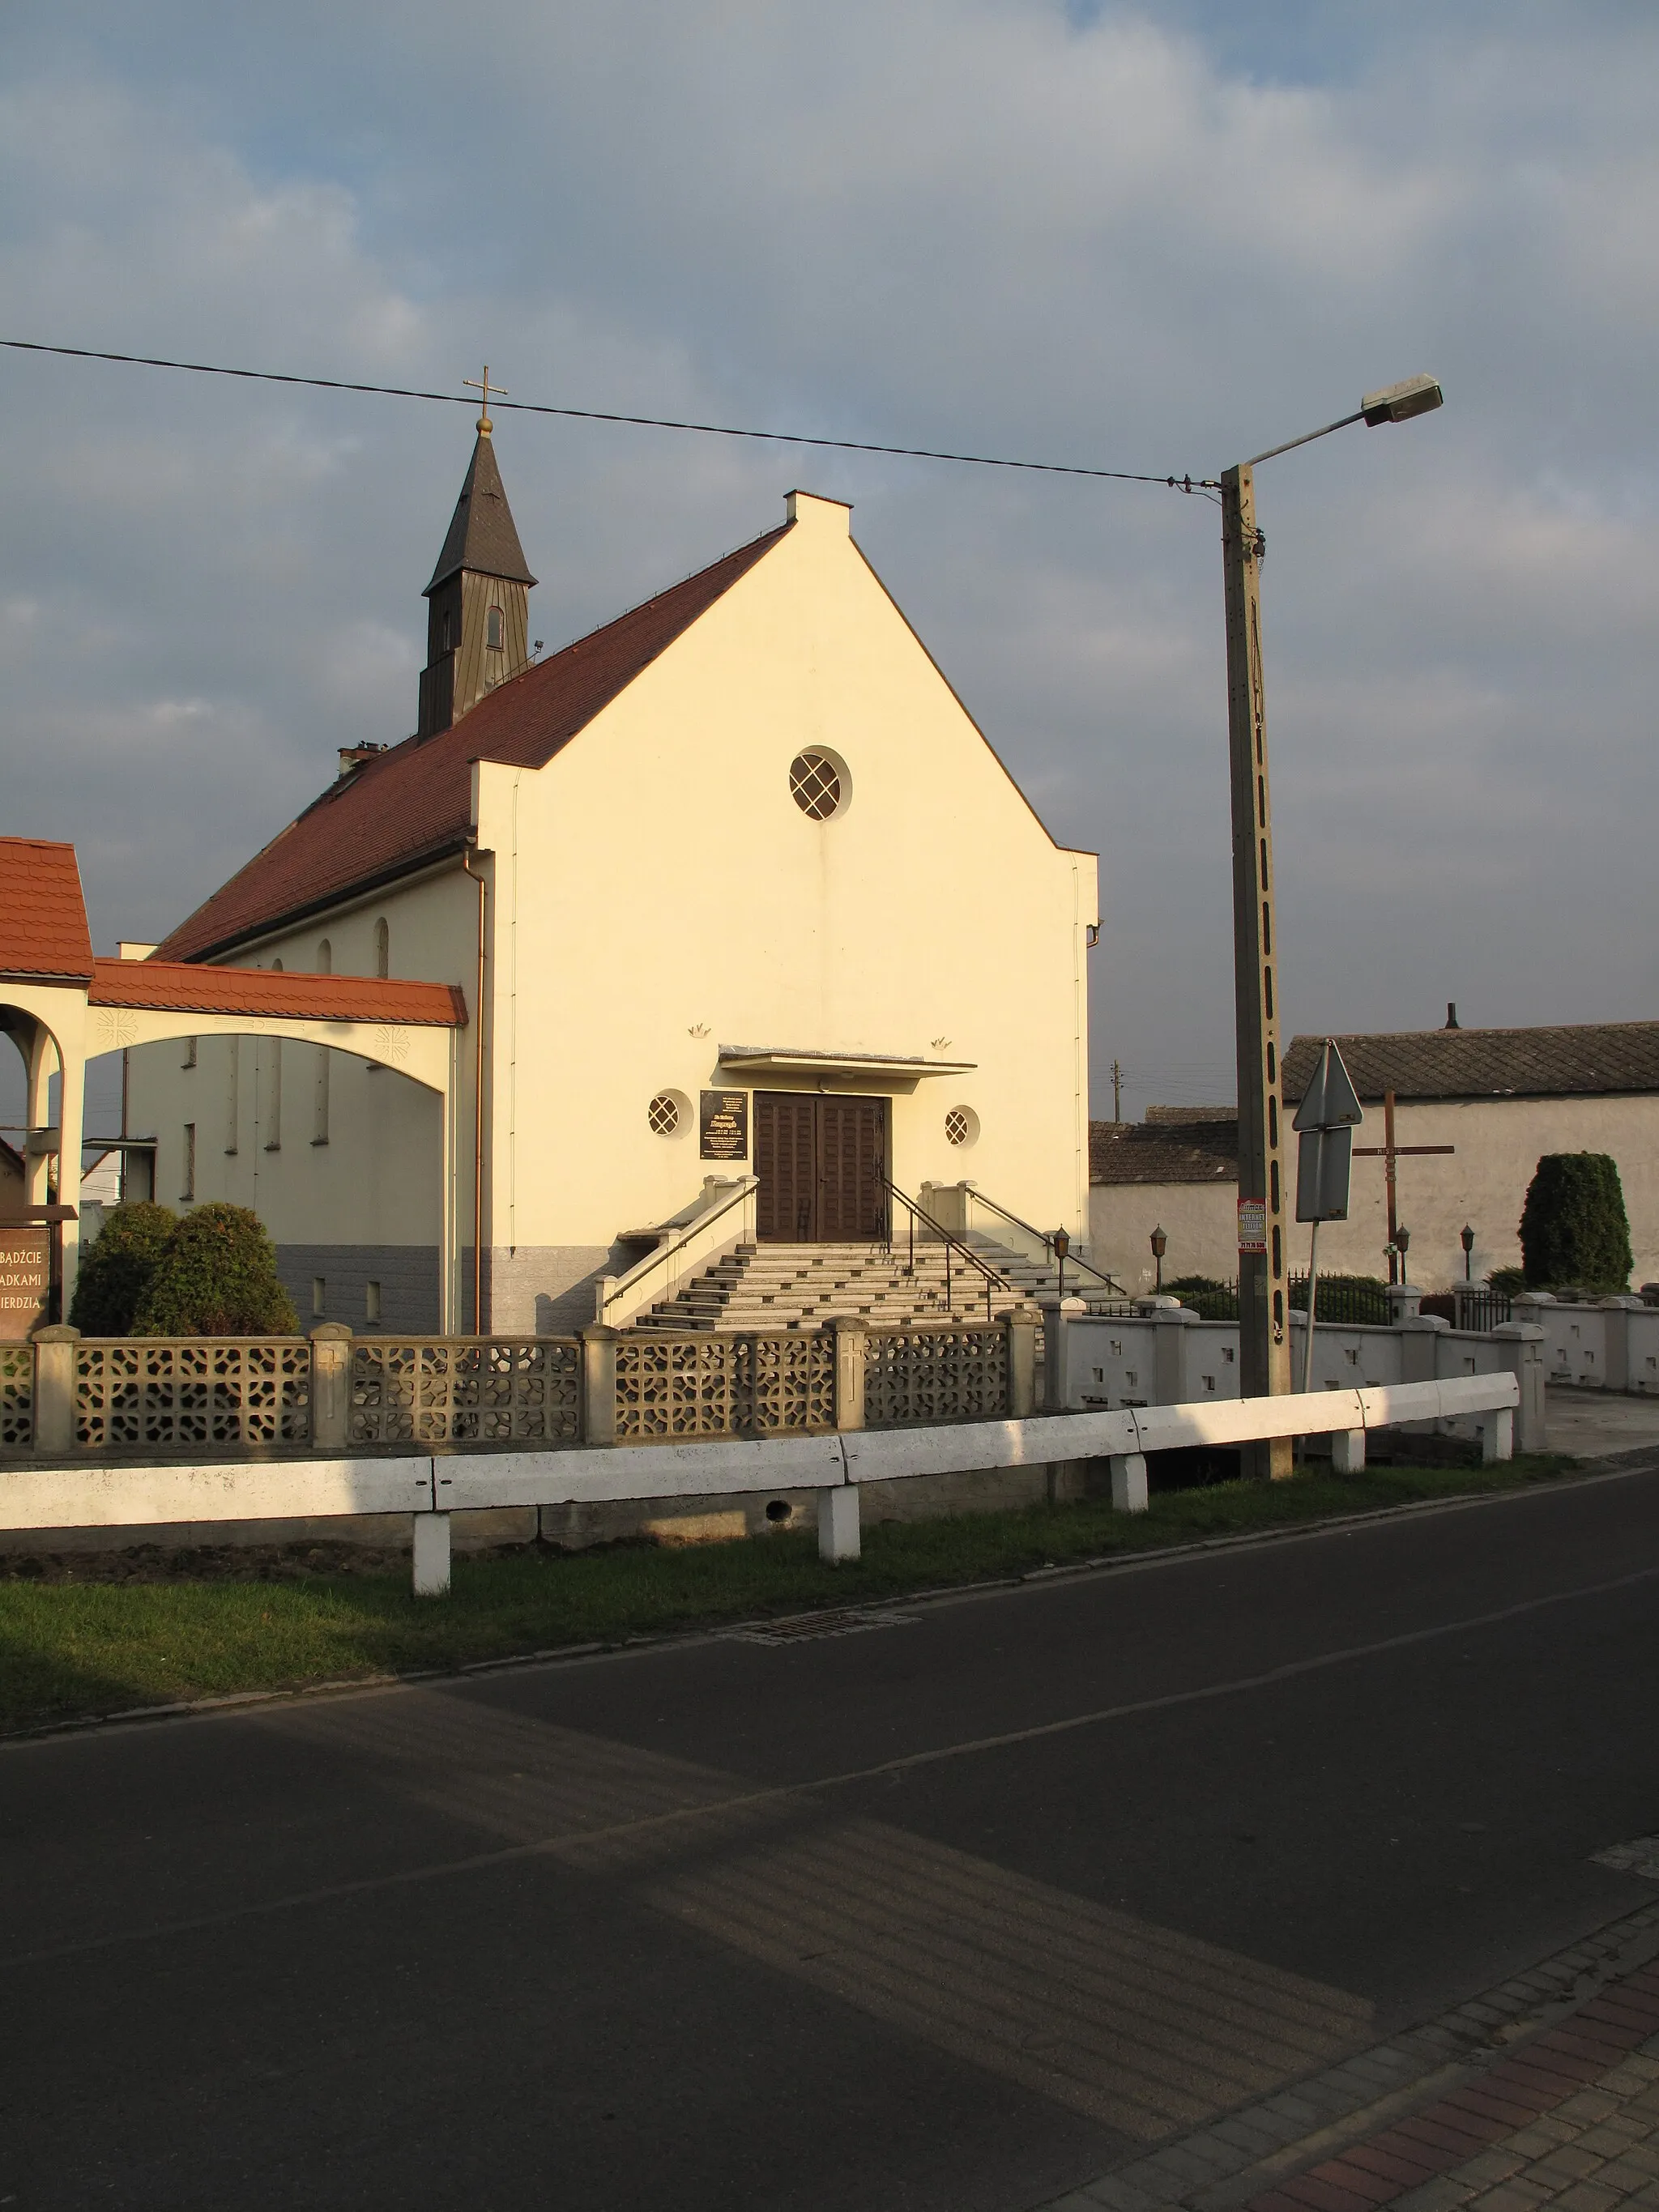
[2,0,1656,1128]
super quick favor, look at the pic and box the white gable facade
[126,481,1096,1333]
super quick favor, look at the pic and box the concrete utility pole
[1222,462,1291,1478]
[1218,374,1444,1480]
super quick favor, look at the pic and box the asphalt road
[4,1465,1659,2212]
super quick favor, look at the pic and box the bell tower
[418,372,538,737]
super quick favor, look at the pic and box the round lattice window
[945,1104,979,1149]
[789,749,846,820]
[647,1092,681,1138]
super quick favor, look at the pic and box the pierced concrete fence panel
[348,1336,582,1447]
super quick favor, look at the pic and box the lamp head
[1362,374,1444,427]
[1052,1228,1070,1261]
[1149,1225,1167,1259]
[1461,1224,1475,1255]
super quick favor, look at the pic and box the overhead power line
[0,338,1215,493]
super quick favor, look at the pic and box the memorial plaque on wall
[699,1090,749,1161]
[0,1230,51,1340]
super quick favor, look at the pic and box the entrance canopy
[1,837,468,1318]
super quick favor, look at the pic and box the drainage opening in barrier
[764,1498,793,1524]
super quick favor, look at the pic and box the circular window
[945,1104,979,1149]
[789,749,847,821]
[647,1092,682,1138]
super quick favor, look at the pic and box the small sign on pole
[1289,1040,1364,1395]
[1236,1197,1267,1256]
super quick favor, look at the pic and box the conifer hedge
[67,1201,177,1334]
[1518,1153,1632,1294]
[130,1203,299,1336]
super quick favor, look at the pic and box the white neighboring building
[1090,1022,1659,1294]
[126,422,1098,1332]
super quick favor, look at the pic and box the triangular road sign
[1292,1038,1364,1132]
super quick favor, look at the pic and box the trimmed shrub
[1518,1153,1632,1294]
[68,1202,177,1334]
[131,1203,299,1336]
[1486,1265,1528,1297]
[1163,1274,1237,1320]
[1286,1272,1388,1311]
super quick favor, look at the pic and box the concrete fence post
[1493,1322,1546,1452]
[1038,1296,1086,1413]
[32,1324,79,1455]
[1599,1296,1644,1394]
[1398,1315,1448,1385]
[831,1317,868,1431]
[1387,1282,1424,1325]
[582,1324,619,1446]
[1005,1303,1041,1418]
[1148,1303,1195,1404]
[309,1322,354,1450]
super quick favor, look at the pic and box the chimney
[1444,1001,1461,1029]
[338,744,386,779]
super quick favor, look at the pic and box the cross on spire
[463,366,508,435]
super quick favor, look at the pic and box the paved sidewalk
[1040,1895,1659,2212]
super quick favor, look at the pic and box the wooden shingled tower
[417,382,538,738]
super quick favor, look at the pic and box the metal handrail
[597,1177,755,1323]
[959,1186,1127,1297]
[881,1177,1016,1325]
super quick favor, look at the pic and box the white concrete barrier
[0,1456,433,1531]
[0,1372,1521,1595]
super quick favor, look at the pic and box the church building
[125,406,1098,1334]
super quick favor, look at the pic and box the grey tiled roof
[1282,1022,1659,1105]
[1090,1115,1239,1187]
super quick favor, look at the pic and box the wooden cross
[463,366,508,432]
[1352,1088,1454,1273]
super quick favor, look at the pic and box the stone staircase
[629,1234,1073,1332]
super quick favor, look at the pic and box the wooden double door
[754,1093,889,1243]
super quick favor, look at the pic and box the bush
[1487,1265,1527,1296]
[68,1203,177,1334]
[1287,1272,1391,1323]
[1163,1274,1238,1320]
[1518,1153,1632,1295]
[131,1203,300,1336]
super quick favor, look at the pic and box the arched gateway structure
[0,839,468,1323]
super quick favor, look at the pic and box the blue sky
[2,0,1656,1127]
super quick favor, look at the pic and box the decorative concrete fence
[1047,1296,1548,1455]
[2,1311,1043,1460]
[1500,1294,1659,1398]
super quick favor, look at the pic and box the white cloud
[0,0,1656,1123]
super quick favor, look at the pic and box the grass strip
[0,1454,1580,1735]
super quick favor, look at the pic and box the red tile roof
[89,959,465,1027]
[0,839,96,982]
[156,521,792,963]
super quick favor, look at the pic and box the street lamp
[1221,373,1444,1478]
[1395,1224,1411,1281]
[1461,1224,1475,1281]
[1149,1224,1167,1294]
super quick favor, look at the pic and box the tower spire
[416,387,538,738]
